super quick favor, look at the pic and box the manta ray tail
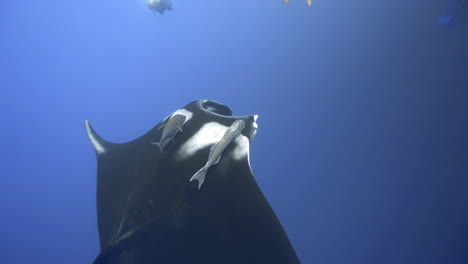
[190,166,208,189]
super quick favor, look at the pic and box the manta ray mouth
[200,99,233,116]
[198,99,258,142]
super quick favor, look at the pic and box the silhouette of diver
[439,0,467,28]
[147,0,172,15]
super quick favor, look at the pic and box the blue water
[1,0,467,263]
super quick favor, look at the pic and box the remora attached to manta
[152,114,186,152]
[86,99,300,264]
[190,119,246,189]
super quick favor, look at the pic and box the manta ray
[86,99,300,264]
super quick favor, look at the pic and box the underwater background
[1,0,467,263]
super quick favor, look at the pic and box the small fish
[190,120,246,189]
[153,114,186,152]
[439,0,467,28]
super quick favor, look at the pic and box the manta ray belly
[231,135,250,161]
[176,122,228,161]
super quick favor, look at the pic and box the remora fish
[190,119,246,189]
[153,114,186,152]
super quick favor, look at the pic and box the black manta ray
[86,99,300,264]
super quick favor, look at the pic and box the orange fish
[282,0,312,6]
